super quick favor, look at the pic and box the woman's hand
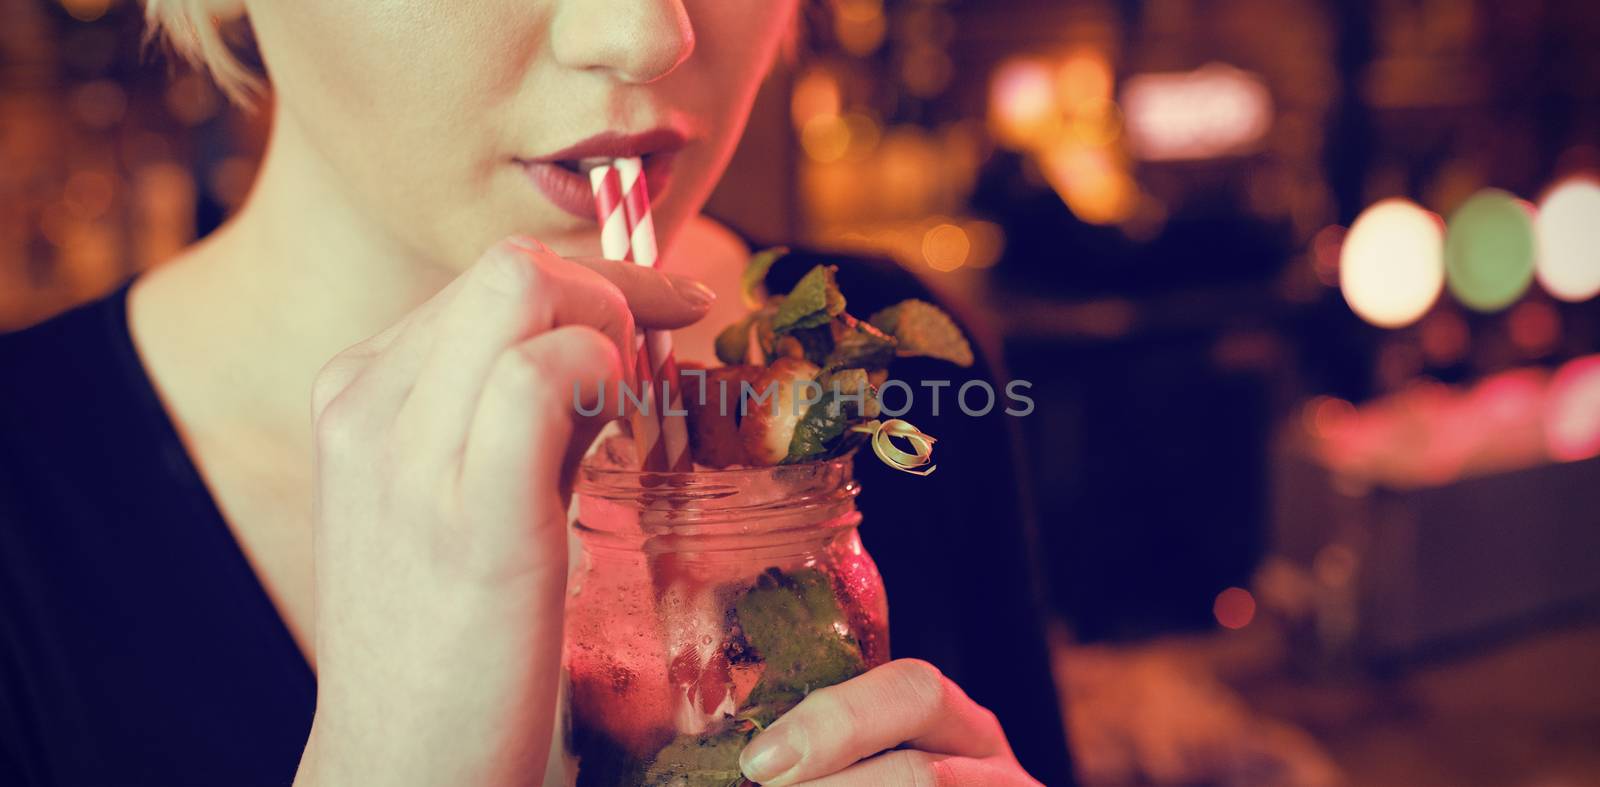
[739,659,1044,786]
[294,237,712,786]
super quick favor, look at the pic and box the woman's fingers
[314,236,712,438]
[454,324,623,576]
[739,659,1011,786]
[789,750,1025,787]
[566,255,717,330]
[384,238,709,482]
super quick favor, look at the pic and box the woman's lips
[520,152,677,222]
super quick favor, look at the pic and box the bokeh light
[69,80,126,129]
[1419,310,1469,365]
[834,0,888,57]
[922,223,970,271]
[989,58,1057,150]
[1039,144,1138,225]
[801,114,852,163]
[964,220,1006,269]
[1339,198,1445,328]
[790,68,842,131]
[1533,177,1600,302]
[1213,587,1256,630]
[1444,189,1536,312]
[1057,50,1114,109]
[1121,64,1273,161]
[900,46,954,98]
[1545,355,1600,462]
[1506,300,1560,355]
[59,0,111,22]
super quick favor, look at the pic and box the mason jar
[560,456,888,786]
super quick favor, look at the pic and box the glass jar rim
[577,454,855,487]
[573,454,861,538]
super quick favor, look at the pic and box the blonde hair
[143,0,265,107]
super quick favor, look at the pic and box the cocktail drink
[562,454,887,786]
[568,163,969,784]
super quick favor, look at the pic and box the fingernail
[507,235,549,253]
[741,730,802,784]
[670,276,717,309]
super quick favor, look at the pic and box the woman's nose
[550,0,696,84]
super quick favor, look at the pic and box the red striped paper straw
[590,158,693,472]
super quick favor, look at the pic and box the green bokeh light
[1444,189,1536,312]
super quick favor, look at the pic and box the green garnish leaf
[740,246,789,309]
[714,314,755,366]
[868,299,974,367]
[789,325,835,367]
[754,301,781,362]
[784,389,851,464]
[824,318,898,371]
[735,568,867,725]
[641,727,754,786]
[773,265,846,335]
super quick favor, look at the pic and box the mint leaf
[735,568,867,726]
[868,299,974,367]
[714,315,755,366]
[642,727,754,786]
[783,390,850,464]
[773,265,846,335]
[741,247,789,309]
[824,319,897,371]
[789,325,835,368]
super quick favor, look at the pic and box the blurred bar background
[4,0,1599,784]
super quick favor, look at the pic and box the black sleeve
[765,250,1075,786]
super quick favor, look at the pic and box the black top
[0,256,1072,786]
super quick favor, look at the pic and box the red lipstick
[517,128,687,221]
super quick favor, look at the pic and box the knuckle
[478,241,547,299]
[924,755,957,787]
[564,324,621,364]
[889,659,950,716]
[490,342,548,395]
[313,392,367,458]
[794,683,860,738]
[885,751,944,787]
[311,354,362,420]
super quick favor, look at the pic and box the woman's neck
[131,108,458,454]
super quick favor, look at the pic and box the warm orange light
[790,68,842,131]
[834,0,888,57]
[901,46,955,98]
[1057,50,1114,108]
[59,0,110,22]
[1339,199,1445,328]
[63,170,115,219]
[922,223,970,271]
[989,58,1058,150]
[964,220,1006,269]
[1213,587,1256,630]
[801,115,852,163]
[1039,145,1136,225]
